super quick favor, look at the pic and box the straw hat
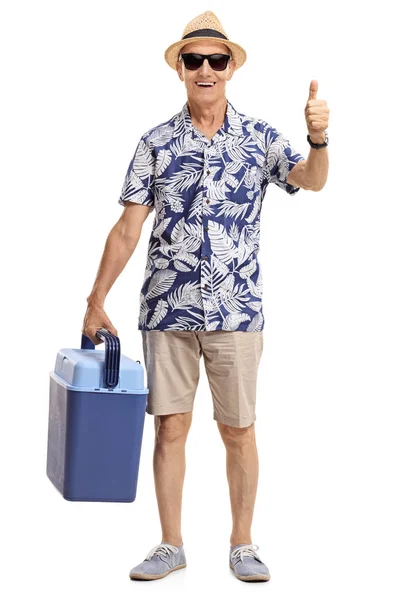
[164,10,247,71]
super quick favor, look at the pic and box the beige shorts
[140,330,264,428]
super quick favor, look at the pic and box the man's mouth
[196,81,216,87]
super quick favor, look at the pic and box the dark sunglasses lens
[182,53,230,71]
[182,54,203,70]
[209,54,230,70]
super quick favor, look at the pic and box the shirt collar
[174,98,246,141]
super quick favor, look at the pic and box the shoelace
[145,543,179,561]
[231,543,262,563]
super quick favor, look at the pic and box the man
[82,10,329,583]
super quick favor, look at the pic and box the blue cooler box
[46,328,149,502]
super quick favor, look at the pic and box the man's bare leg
[217,422,258,546]
[153,412,193,546]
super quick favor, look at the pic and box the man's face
[176,40,236,103]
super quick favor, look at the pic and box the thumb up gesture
[305,80,329,140]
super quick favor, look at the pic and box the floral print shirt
[118,99,305,331]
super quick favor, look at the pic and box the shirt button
[206,170,211,175]
[203,255,209,260]
[205,226,209,231]
[203,284,208,290]
[206,199,210,204]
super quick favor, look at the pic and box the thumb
[103,320,119,337]
[107,326,119,337]
[308,79,318,100]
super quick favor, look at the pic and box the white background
[1,0,399,597]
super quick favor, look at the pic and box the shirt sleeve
[265,125,306,195]
[118,134,155,210]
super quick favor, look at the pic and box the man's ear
[227,60,236,81]
[176,61,184,81]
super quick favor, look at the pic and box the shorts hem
[146,405,193,416]
[213,411,256,428]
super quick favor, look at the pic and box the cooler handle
[80,328,120,389]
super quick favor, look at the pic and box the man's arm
[287,159,310,190]
[86,203,152,307]
[287,137,329,192]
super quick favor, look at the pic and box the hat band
[182,28,228,41]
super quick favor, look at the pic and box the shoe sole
[129,562,187,580]
[229,562,271,582]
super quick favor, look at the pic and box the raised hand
[305,80,329,141]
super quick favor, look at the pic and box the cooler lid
[52,348,149,394]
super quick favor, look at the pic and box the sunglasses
[180,53,231,71]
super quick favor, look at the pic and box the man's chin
[188,84,226,100]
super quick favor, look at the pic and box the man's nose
[198,59,213,76]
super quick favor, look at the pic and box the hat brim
[164,38,247,71]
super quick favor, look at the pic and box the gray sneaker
[129,542,187,580]
[229,543,271,582]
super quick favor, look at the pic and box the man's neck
[187,96,228,130]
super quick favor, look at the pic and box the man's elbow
[309,180,327,192]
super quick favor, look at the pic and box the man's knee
[217,421,255,446]
[154,412,193,443]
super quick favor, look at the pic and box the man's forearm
[304,133,329,191]
[86,226,140,307]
